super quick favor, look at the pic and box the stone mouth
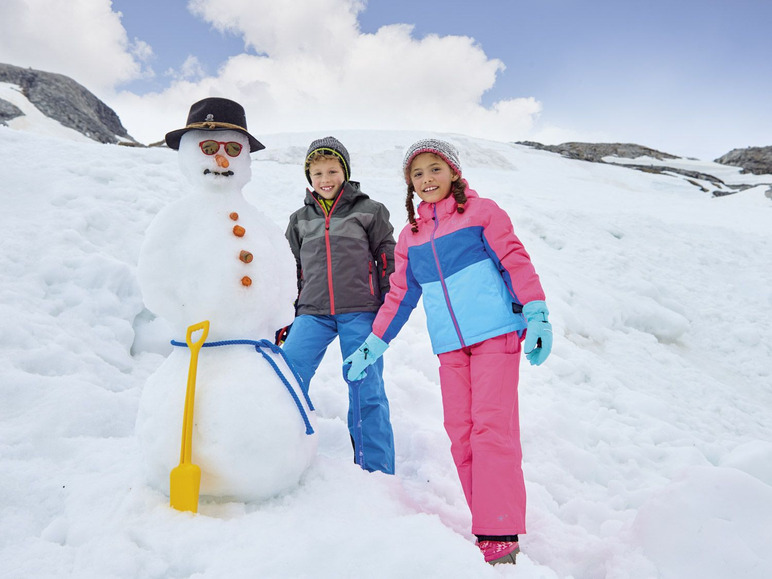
[203,169,234,177]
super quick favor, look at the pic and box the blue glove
[344,333,389,381]
[522,300,553,366]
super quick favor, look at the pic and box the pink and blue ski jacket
[372,187,545,355]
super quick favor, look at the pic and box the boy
[282,137,396,474]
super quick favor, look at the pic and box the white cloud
[0,0,543,146]
[130,38,155,66]
[112,0,542,145]
[165,55,207,82]
[188,0,365,58]
[0,0,146,95]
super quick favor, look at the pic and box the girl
[343,139,552,565]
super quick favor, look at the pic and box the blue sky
[2,0,770,159]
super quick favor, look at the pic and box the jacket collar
[304,180,365,208]
[416,181,477,220]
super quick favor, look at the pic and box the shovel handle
[180,320,210,465]
[186,320,210,351]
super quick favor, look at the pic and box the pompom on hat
[165,97,265,152]
[305,136,351,184]
[403,139,462,183]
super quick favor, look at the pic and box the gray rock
[0,62,139,145]
[516,141,678,163]
[0,97,23,124]
[714,146,772,175]
[517,140,772,198]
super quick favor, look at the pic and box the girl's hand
[522,301,553,366]
[344,333,389,380]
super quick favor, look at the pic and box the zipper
[380,252,387,277]
[368,261,374,295]
[314,192,344,315]
[351,382,365,468]
[430,204,465,348]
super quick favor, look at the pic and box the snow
[600,153,772,196]
[1,122,771,578]
[602,153,772,185]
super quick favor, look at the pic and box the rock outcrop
[0,97,23,124]
[516,141,679,163]
[517,140,772,198]
[714,146,772,176]
[0,62,138,145]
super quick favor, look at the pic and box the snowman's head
[178,129,252,193]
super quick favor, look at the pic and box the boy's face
[308,157,345,200]
[409,153,458,204]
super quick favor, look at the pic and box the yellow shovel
[170,320,210,513]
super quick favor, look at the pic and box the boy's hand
[274,324,292,346]
[522,300,553,366]
[344,333,388,380]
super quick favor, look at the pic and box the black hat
[164,97,265,152]
[304,136,351,184]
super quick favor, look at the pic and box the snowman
[135,97,317,503]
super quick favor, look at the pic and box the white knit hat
[402,139,462,183]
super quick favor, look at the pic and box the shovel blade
[170,463,201,513]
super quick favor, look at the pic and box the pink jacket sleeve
[480,199,545,306]
[371,226,421,343]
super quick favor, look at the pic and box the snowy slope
[1,125,771,578]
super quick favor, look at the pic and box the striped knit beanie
[402,139,462,184]
[305,136,351,184]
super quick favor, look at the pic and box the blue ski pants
[282,312,395,475]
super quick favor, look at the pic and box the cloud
[0,0,146,95]
[0,0,542,146]
[130,38,155,68]
[114,0,542,145]
[165,56,207,82]
[188,0,364,59]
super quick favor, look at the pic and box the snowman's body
[138,190,291,341]
[135,129,316,502]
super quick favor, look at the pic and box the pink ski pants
[438,331,526,535]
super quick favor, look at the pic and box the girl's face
[308,157,345,200]
[409,153,459,204]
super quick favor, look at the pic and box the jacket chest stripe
[319,193,345,315]
[430,208,465,348]
[325,223,334,314]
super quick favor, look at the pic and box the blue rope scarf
[171,338,315,435]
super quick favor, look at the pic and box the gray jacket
[285,181,396,316]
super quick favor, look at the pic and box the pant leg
[281,315,338,394]
[439,332,526,535]
[337,312,395,475]
[438,348,474,509]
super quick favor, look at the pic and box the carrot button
[229,212,239,221]
[239,250,253,263]
[233,225,245,237]
[241,276,252,287]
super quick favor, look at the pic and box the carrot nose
[215,154,230,169]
